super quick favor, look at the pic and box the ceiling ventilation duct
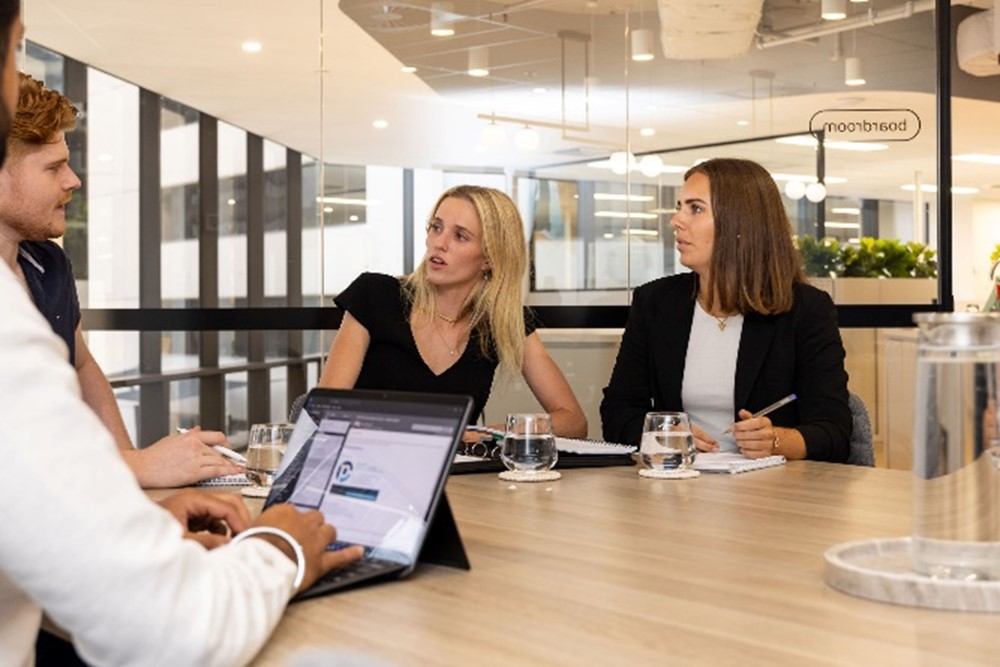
[657,0,764,60]
[957,9,1000,77]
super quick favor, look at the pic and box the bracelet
[231,526,306,591]
[772,430,781,455]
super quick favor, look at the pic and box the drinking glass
[246,422,295,489]
[500,413,558,475]
[640,412,696,471]
[912,313,1000,580]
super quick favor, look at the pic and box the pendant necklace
[699,296,730,331]
[433,318,465,356]
[435,311,459,324]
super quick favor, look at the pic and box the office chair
[846,392,875,467]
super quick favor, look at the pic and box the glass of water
[500,413,558,476]
[246,422,294,489]
[640,412,696,471]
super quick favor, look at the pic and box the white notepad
[555,437,636,455]
[194,473,249,487]
[693,452,786,474]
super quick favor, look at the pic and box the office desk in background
[240,463,995,666]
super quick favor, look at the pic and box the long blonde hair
[405,185,527,379]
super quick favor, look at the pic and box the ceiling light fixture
[593,193,655,202]
[401,65,417,73]
[481,120,506,147]
[514,126,540,152]
[821,0,847,21]
[609,151,636,175]
[772,173,847,184]
[639,127,655,137]
[468,46,489,77]
[845,56,866,85]
[631,28,655,61]
[805,182,828,202]
[831,207,861,215]
[824,221,861,229]
[639,155,664,177]
[372,119,389,129]
[954,154,1000,165]
[241,40,262,53]
[784,181,807,200]
[594,211,659,220]
[775,136,887,152]
[430,1,455,36]
[901,184,980,194]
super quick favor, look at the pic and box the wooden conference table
[239,463,996,666]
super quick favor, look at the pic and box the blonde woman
[319,185,587,438]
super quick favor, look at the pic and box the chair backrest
[846,392,875,467]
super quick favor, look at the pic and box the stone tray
[824,537,1000,612]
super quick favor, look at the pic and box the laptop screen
[265,389,472,566]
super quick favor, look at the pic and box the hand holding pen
[727,394,797,459]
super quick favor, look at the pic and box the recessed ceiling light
[323,206,334,213]
[639,127,655,137]
[594,211,659,220]
[349,215,359,221]
[954,154,1000,165]
[771,173,848,184]
[241,41,262,53]
[372,119,389,129]
[594,193,655,202]
[900,184,980,194]
[227,198,236,206]
[831,207,861,215]
[776,136,887,152]
[736,120,750,126]
[533,87,547,94]
[401,66,417,73]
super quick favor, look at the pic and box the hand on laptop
[122,427,244,488]
[252,504,365,594]
[159,489,252,549]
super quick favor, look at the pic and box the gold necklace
[433,318,465,356]
[699,296,730,331]
[435,311,460,323]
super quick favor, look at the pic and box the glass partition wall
[22,1,1000,454]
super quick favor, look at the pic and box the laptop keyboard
[314,556,403,588]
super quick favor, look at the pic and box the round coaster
[240,486,272,498]
[498,469,562,482]
[638,468,700,480]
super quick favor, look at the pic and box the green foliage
[796,236,937,279]
[795,236,842,278]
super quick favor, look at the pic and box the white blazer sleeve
[0,265,295,667]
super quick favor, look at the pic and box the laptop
[264,388,474,601]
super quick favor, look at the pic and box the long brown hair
[684,158,804,315]
[405,185,527,379]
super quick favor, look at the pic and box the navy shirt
[18,241,80,366]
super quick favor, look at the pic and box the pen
[176,428,248,464]
[723,393,797,433]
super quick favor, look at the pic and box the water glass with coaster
[498,413,561,482]
[634,411,700,479]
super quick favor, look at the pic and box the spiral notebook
[194,473,249,487]
[692,452,786,474]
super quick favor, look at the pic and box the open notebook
[693,452,786,474]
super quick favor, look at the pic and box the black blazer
[600,273,852,462]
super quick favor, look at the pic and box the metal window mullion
[246,134,268,422]
[198,116,224,430]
